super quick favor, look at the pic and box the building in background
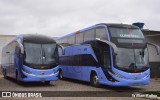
[133,23,160,78]
[142,30,160,78]
[0,35,15,64]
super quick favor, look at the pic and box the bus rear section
[1,34,63,84]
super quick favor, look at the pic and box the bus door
[102,48,114,81]
[103,51,111,70]
[8,53,13,77]
[7,54,11,77]
[14,46,22,76]
[10,54,15,77]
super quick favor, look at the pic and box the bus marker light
[41,66,45,69]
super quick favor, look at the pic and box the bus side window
[76,32,84,44]
[68,35,75,45]
[96,27,108,40]
[84,29,95,42]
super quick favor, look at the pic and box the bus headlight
[145,73,150,78]
[112,71,124,78]
[22,68,32,74]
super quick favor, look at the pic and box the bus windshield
[108,26,149,72]
[115,47,149,72]
[24,42,59,69]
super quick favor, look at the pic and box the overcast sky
[0,0,160,37]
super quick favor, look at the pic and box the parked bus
[1,34,64,84]
[56,23,160,87]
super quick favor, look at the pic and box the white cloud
[0,0,159,37]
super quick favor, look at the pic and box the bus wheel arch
[90,70,100,87]
[58,68,63,79]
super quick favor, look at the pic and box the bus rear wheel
[91,73,100,87]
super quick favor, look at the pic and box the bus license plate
[132,83,140,86]
[40,78,45,82]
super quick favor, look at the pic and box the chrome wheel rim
[93,75,98,85]
[60,72,63,79]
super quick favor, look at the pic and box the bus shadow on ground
[62,78,144,92]
[5,77,56,87]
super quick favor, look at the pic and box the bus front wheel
[91,73,100,87]
[58,70,63,79]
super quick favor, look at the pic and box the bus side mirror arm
[58,44,65,55]
[147,42,160,55]
[96,38,117,55]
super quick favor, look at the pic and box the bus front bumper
[99,75,150,86]
[20,70,59,82]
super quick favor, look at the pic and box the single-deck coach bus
[1,34,64,84]
[56,23,160,87]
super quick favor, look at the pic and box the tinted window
[109,27,144,38]
[60,38,69,46]
[96,28,107,40]
[92,41,111,67]
[84,29,95,42]
[24,42,58,69]
[117,39,143,43]
[68,35,75,45]
[76,32,84,44]
[57,40,61,43]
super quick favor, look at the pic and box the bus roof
[21,34,56,44]
[56,23,139,40]
[3,34,56,48]
[98,23,139,28]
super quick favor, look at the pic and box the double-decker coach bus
[56,23,160,87]
[1,34,64,84]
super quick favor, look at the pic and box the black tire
[91,73,100,87]
[3,69,7,79]
[58,70,63,79]
[45,81,50,84]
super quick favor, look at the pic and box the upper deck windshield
[108,26,145,47]
[24,42,59,69]
[109,27,144,39]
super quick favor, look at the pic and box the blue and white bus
[1,34,64,84]
[56,23,160,87]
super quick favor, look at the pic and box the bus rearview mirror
[96,38,118,55]
[147,42,160,55]
[58,44,65,55]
